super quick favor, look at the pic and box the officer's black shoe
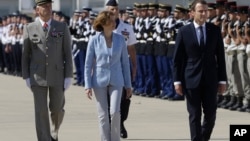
[120,123,127,138]
[237,104,250,112]
[51,136,58,141]
[217,95,230,108]
[168,95,184,101]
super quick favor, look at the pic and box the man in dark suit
[22,0,73,141]
[173,1,227,141]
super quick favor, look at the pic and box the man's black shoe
[168,95,184,101]
[120,123,127,138]
[51,136,58,141]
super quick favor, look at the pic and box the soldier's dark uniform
[140,3,160,97]
[166,5,187,100]
[154,4,175,99]
[70,8,91,86]
[134,3,148,95]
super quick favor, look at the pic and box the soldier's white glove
[64,77,72,91]
[26,78,31,88]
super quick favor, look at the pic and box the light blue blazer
[84,32,131,89]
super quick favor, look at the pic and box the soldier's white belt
[169,41,176,44]
[139,40,146,43]
[147,38,153,41]
[246,44,250,56]
[72,37,86,42]
[226,50,237,55]
[237,50,245,54]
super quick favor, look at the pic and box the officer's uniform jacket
[22,18,73,86]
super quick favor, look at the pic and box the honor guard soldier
[217,1,238,108]
[233,6,250,112]
[134,3,148,96]
[207,2,217,23]
[166,4,187,101]
[72,7,91,86]
[218,5,242,109]
[70,9,84,86]
[88,11,98,40]
[214,0,227,27]
[140,2,160,97]
[221,5,244,110]
[2,15,13,74]
[244,8,250,112]
[214,0,227,104]
[0,17,5,72]
[154,3,176,99]
[125,6,133,23]
[132,3,142,95]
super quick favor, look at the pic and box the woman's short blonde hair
[93,10,115,32]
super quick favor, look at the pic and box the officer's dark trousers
[120,88,130,123]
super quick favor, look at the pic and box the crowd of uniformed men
[1,0,250,112]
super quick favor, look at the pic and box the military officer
[22,0,73,140]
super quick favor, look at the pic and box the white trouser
[93,85,123,141]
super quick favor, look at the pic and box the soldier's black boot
[237,102,250,112]
[229,97,243,111]
[218,95,231,108]
[221,96,236,109]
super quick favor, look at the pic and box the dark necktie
[43,22,48,32]
[199,26,205,48]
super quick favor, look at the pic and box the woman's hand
[85,88,92,100]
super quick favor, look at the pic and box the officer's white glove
[64,77,72,91]
[26,78,31,88]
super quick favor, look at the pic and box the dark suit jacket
[173,22,227,89]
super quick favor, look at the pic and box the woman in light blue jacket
[84,11,132,141]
